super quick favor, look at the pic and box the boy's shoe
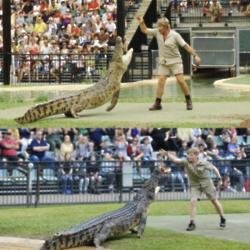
[220,217,226,228]
[186,221,196,231]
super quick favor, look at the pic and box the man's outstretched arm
[136,15,148,34]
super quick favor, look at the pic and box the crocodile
[15,36,133,124]
[41,166,170,250]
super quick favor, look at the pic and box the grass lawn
[0,200,250,249]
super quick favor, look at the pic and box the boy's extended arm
[160,149,183,164]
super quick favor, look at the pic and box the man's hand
[216,177,223,190]
[217,179,223,187]
[136,15,143,24]
[159,148,167,156]
[194,55,201,66]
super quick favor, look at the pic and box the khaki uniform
[145,29,186,76]
[178,160,217,200]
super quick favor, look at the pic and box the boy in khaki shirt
[161,147,226,231]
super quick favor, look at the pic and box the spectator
[100,149,116,193]
[127,137,143,161]
[209,0,223,22]
[33,15,47,34]
[46,128,63,152]
[59,152,73,194]
[141,136,154,161]
[114,133,129,159]
[127,137,143,174]
[87,0,100,11]
[86,154,102,194]
[222,175,237,192]
[226,135,240,159]
[29,130,55,169]
[202,0,210,16]
[75,135,94,160]
[244,3,250,16]
[0,130,21,176]
[59,134,74,161]
[230,0,240,12]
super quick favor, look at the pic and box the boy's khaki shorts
[190,181,217,200]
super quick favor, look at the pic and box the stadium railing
[0,159,249,206]
[0,49,151,85]
[167,0,250,28]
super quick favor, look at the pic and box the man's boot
[185,95,193,110]
[149,98,162,111]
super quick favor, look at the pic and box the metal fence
[0,49,150,85]
[169,0,250,27]
[0,159,250,206]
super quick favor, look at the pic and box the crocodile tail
[40,238,61,250]
[41,232,83,250]
[14,97,71,124]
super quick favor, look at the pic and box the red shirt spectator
[0,131,19,158]
[88,0,100,11]
[40,0,49,13]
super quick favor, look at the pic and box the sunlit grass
[0,201,250,249]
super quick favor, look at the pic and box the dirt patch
[0,237,95,250]
[240,118,250,127]
[0,237,44,250]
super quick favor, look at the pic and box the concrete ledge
[214,77,250,92]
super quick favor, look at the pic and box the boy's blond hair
[187,147,200,155]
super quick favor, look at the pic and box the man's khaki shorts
[158,63,183,76]
[190,181,217,200]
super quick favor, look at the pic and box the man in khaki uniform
[161,147,226,231]
[136,16,201,111]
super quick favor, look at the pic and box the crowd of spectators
[0,0,139,82]
[0,127,250,194]
[0,1,249,82]
[172,0,250,23]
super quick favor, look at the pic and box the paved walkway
[2,101,250,127]
[148,213,250,244]
[1,78,250,126]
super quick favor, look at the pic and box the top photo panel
[0,0,250,127]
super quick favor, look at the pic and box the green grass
[108,228,250,250]
[1,200,250,249]
[0,118,239,128]
[0,200,250,238]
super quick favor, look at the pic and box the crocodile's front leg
[64,107,79,118]
[64,102,88,118]
[136,210,148,238]
[106,90,120,112]
[94,221,115,248]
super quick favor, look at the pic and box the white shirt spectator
[105,19,116,33]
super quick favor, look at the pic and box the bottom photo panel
[0,128,250,250]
